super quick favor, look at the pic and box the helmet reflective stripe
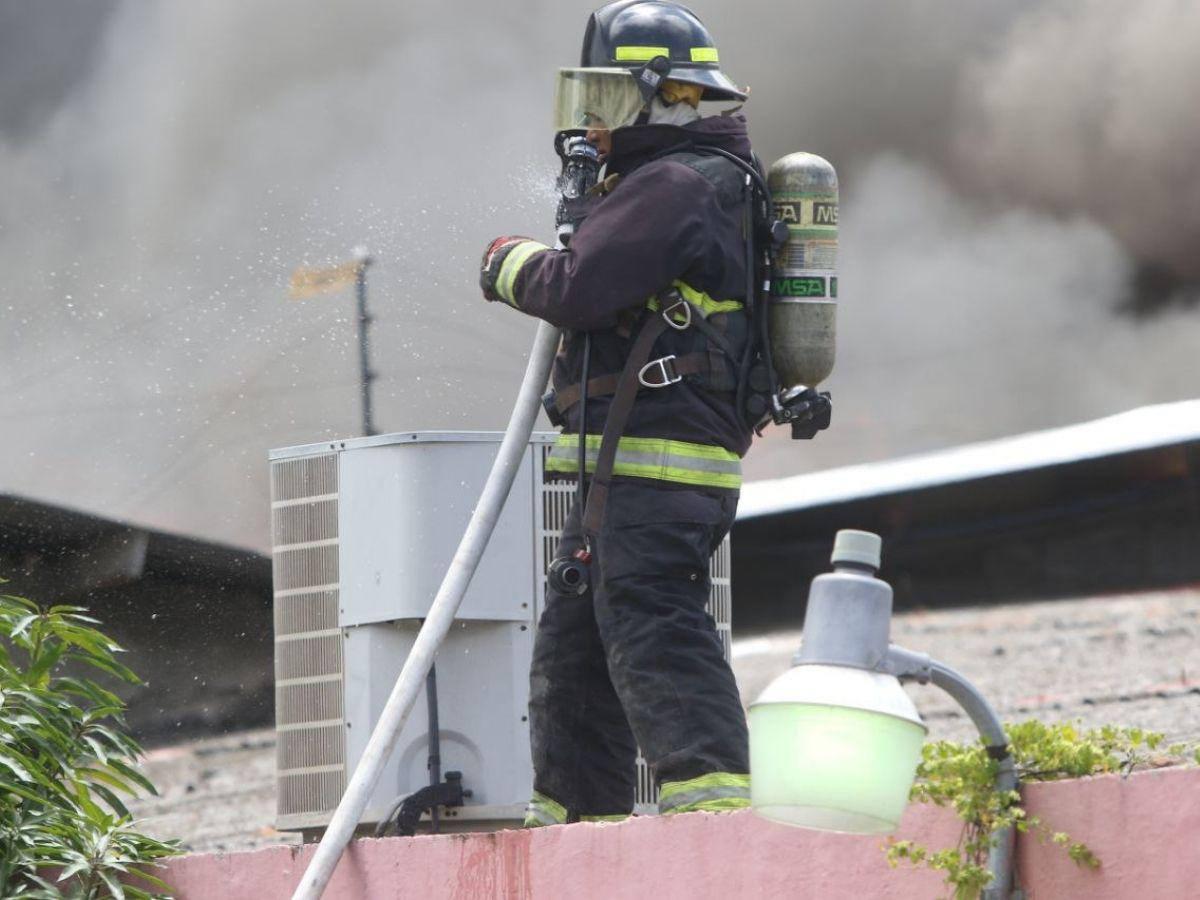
[690,47,718,63]
[546,434,742,490]
[614,45,671,61]
[658,772,750,814]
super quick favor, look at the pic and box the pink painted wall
[160,767,1199,899]
[1016,766,1200,899]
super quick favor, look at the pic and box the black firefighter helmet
[553,1,746,133]
[581,0,746,102]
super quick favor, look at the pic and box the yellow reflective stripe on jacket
[497,240,550,306]
[647,280,744,321]
[580,813,629,823]
[674,280,743,315]
[523,790,568,827]
[546,434,741,490]
[658,772,750,814]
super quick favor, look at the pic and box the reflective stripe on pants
[546,433,742,490]
[658,772,751,814]
[523,790,568,828]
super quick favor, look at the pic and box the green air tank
[768,152,838,390]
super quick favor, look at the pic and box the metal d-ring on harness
[636,294,689,387]
[661,294,693,330]
[638,355,682,388]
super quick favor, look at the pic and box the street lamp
[749,530,1018,899]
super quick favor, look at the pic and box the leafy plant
[1,590,180,898]
[886,720,1195,900]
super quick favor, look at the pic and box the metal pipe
[928,660,1018,900]
[353,251,376,437]
[292,319,561,900]
[425,661,441,833]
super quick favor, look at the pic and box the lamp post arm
[882,646,1020,900]
[879,644,932,683]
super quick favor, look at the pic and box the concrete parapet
[158,766,1198,899]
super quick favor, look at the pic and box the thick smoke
[954,0,1200,282]
[1,0,1197,550]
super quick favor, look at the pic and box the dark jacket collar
[606,115,753,176]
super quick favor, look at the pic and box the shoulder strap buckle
[638,355,682,388]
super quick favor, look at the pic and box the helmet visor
[553,68,646,133]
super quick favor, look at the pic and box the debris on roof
[129,586,1200,854]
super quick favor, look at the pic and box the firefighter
[480,0,754,825]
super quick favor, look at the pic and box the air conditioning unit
[269,431,731,833]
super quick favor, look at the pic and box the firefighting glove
[481,235,546,305]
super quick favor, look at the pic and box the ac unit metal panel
[342,620,533,826]
[337,440,536,625]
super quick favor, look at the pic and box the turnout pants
[525,480,750,825]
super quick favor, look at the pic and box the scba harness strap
[580,307,673,538]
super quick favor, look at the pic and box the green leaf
[73,649,140,685]
[57,857,93,882]
[89,782,132,820]
[26,640,67,686]
[126,866,172,890]
[10,613,40,642]
[0,752,35,782]
[98,868,128,900]
[106,760,157,796]
[0,776,49,805]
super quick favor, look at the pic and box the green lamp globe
[749,663,927,833]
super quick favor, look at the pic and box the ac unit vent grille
[278,724,345,771]
[271,452,345,822]
[279,771,345,821]
[272,454,338,502]
[277,680,344,726]
[273,498,338,546]
[273,544,339,592]
[274,590,339,637]
[536,447,731,812]
[275,634,343,682]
